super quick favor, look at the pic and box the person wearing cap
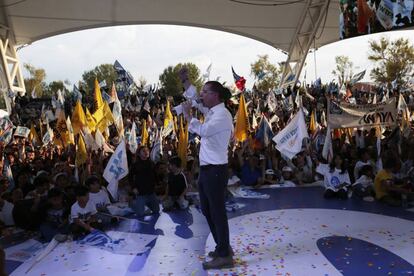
[280,166,297,187]
[263,169,280,185]
[182,79,234,270]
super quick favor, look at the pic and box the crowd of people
[1,68,414,270]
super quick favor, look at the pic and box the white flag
[31,88,37,99]
[376,0,394,30]
[295,93,302,108]
[42,121,54,145]
[112,92,124,137]
[57,89,65,107]
[80,129,96,151]
[322,126,333,162]
[128,122,138,154]
[150,129,163,163]
[272,108,308,159]
[99,79,107,88]
[95,129,105,149]
[103,140,129,199]
[372,93,377,104]
[266,91,277,112]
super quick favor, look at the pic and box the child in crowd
[162,156,188,212]
[352,165,375,201]
[316,154,351,199]
[70,186,101,239]
[86,176,110,212]
[353,148,376,181]
[38,188,69,241]
[375,154,412,207]
[263,169,280,185]
[25,175,49,199]
[280,166,297,187]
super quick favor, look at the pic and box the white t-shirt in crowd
[89,189,110,209]
[316,163,351,192]
[70,200,97,223]
[353,175,374,188]
[0,200,14,226]
[353,160,374,180]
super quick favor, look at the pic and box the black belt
[200,164,227,169]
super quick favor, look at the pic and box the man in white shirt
[182,77,234,270]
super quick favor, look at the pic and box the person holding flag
[182,77,234,270]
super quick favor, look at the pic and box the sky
[17,25,414,90]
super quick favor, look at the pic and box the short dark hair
[138,145,148,154]
[85,175,100,187]
[75,185,89,197]
[205,81,231,101]
[33,175,49,188]
[169,156,182,168]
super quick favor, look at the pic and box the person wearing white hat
[280,166,296,187]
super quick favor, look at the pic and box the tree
[23,63,48,98]
[44,80,69,98]
[250,55,281,93]
[159,63,203,96]
[368,37,414,88]
[332,55,354,87]
[81,63,117,94]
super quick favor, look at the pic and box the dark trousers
[324,188,348,199]
[353,184,374,198]
[198,164,230,257]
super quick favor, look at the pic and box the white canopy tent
[0,0,341,95]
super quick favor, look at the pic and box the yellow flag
[95,102,115,133]
[71,100,87,135]
[66,116,75,145]
[234,94,249,142]
[94,78,104,112]
[178,116,188,168]
[402,110,410,130]
[309,110,317,134]
[164,101,173,129]
[103,101,114,125]
[29,124,40,146]
[55,108,68,145]
[141,119,149,146]
[173,115,178,134]
[85,107,96,132]
[92,78,106,128]
[92,105,105,128]
[75,134,88,167]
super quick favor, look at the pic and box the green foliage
[44,80,69,98]
[81,63,117,94]
[332,55,354,87]
[159,62,203,96]
[368,37,414,88]
[250,55,281,93]
[23,63,48,98]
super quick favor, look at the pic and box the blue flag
[255,116,274,148]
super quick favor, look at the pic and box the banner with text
[328,98,397,129]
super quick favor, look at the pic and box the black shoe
[202,256,234,270]
[208,246,234,258]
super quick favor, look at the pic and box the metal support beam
[0,37,25,94]
[280,0,330,89]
